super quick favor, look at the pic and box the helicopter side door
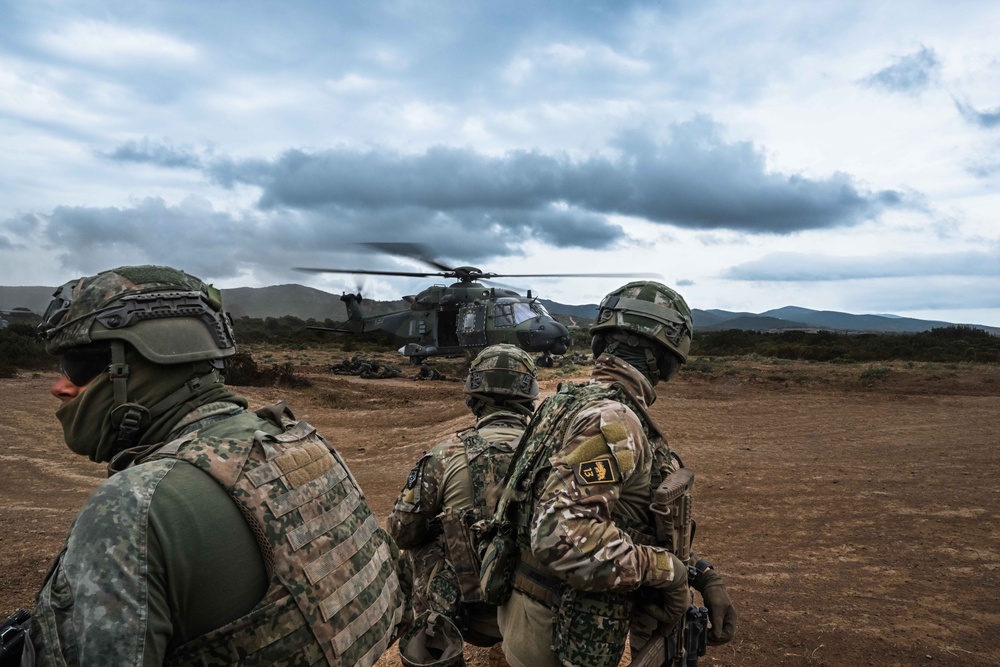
[456,304,488,348]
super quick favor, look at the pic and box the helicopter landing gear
[409,356,425,366]
[536,353,554,368]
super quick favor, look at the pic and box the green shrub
[859,365,891,385]
[225,351,311,388]
[0,328,52,374]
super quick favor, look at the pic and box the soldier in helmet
[491,281,737,667]
[27,265,410,667]
[388,344,539,665]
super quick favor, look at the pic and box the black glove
[690,560,737,645]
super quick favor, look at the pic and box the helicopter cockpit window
[511,302,537,324]
[531,302,550,317]
[494,302,516,327]
[494,300,541,327]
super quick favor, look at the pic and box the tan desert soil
[1,354,998,666]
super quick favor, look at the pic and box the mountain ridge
[2,284,997,335]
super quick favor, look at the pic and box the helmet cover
[464,343,539,402]
[39,265,236,364]
[589,281,693,361]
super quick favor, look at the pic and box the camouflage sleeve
[387,449,443,549]
[29,461,177,667]
[528,400,677,592]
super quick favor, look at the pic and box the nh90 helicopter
[297,244,657,367]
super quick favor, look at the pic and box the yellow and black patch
[573,456,620,485]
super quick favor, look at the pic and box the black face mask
[59,344,112,386]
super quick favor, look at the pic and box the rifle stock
[628,468,704,667]
[627,633,666,667]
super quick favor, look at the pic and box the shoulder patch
[573,456,620,485]
[405,466,420,490]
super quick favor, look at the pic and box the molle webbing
[458,427,515,522]
[161,409,404,667]
[446,426,518,605]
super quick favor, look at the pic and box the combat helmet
[464,343,539,415]
[39,265,236,447]
[398,612,466,667]
[40,265,235,363]
[590,280,693,369]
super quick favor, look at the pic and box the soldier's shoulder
[101,458,179,493]
[429,434,467,460]
[68,460,179,551]
[573,394,642,426]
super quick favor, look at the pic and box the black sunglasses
[59,345,112,387]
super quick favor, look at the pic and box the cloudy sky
[2,0,999,326]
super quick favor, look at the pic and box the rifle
[0,609,31,667]
[628,468,708,667]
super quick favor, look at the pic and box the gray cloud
[862,46,940,94]
[16,197,247,280]
[724,249,1000,281]
[103,138,203,168]
[0,195,622,284]
[954,97,1000,129]
[190,117,902,236]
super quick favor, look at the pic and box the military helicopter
[296,243,657,367]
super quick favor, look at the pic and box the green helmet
[39,265,236,364]
[464,343,539,403]
[589,280,693,362]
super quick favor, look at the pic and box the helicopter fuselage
[332,280,572,363]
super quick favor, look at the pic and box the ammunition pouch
[552,586,634,667]
[508,551,631,667]
[478,523,518,606]
[440,507,483,605]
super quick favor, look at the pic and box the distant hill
[2,284,997,335]
[0,286,55,314]
[538,299,598,320]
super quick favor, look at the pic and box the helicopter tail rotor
[340,292,365,332]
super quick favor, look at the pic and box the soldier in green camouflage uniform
[493,281,736,667]
[389,344,539,664]
[26,265,410,667]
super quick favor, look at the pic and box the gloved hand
[691,561,737,645]
[638,552,690,628]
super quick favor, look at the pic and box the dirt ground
[1,352,998,666]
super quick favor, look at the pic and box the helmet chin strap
[108,340,220,449]
[108,341,149,448]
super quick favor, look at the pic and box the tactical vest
[148,406,409,667]
[459,415,523,527]
[442,420,519,606]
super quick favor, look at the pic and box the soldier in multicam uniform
[26,265,410,667]
[492,281,736,667]
[388,344,539,666]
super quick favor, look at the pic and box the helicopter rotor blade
[359,242,456,274]
[295,267,446,278]
[487,272,665,280]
